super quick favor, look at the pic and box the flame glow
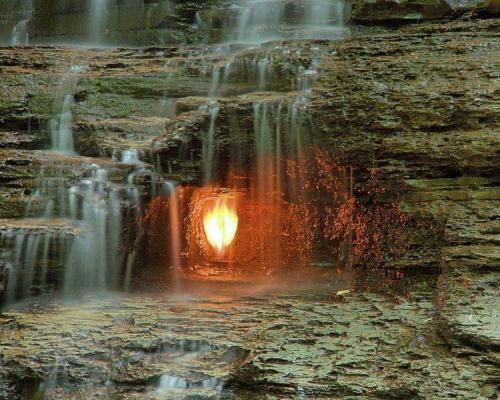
[203,196,239,254]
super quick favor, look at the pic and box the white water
[158,375,222,395]
[202,105,220,184]
[1,227,64,303]
[2,146,150,302]
[156,340,223,397]
[11,19,30,46]
[163,182,182,287]
[234,0,286,43]
[49,65,88,155]
[88,0,109,45]
[199,0,349,43]
[63,166,125,294]
[50,95,75,154]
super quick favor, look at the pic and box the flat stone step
[0,218,89,236]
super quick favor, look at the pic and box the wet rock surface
[0,7,498,399]
[6,0,214,46]
[351,0,500,23]
[0,276,496,399]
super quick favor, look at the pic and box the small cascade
[209,66,222,98]
[165,182,182,284]
[88,0,109,45]
[157,375,223,397]
[202,105,220,184]
[198,0,349,43]
[253,102,275,199]
[1,219,80,303]
[1,151,147,303]
[250,99,309,202]
[258,57,271,90]
[303,0,342,25]
[50,94,75,154]
[11,19,30,46]
[233,0,287,43]
[152,340,225,398]
[49,65,88,155]
[63,166,125,294]
[158,72,176,117]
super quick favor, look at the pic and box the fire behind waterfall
[136,149,432,285]
[202,192,239,256]
[185,186,313,277]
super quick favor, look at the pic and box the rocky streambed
[0,272,494,400]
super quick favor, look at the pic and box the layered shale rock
[28,0,218,45]
[351,0,500,23]
[0,2,498,397]
[0,278,497,399]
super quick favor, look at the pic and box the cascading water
[163,182,182,286]
[63,166,124,294]
[11,19,30,46]
[2,71,150,302]
[50,65,88,155]
[1,158,145,303]
[251,99,309,201]
[198,0,349,43]
[1,0,350,306]
[202,106,220,184]
[88,0,109,45]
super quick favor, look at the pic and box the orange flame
[203,196,238,254]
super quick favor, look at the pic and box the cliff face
[0,1,498,398]
[28,0,209,45]
[1,0,498,45]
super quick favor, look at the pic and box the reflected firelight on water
[202,195,239,255]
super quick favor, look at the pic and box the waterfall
[253,102,275,199]
[158,375,223,396]
[298,0,349,39]
[163,182,182,286]
[11,19,30,46]
[2,157,144,303]
[303,0,338,25]
[250,100,308,202]
[50,95,75,155]
[258,58,271,90]
[209,66,222,98]
[62,165,132,294]
[88,0,109,45]
[49,65,88,155]
[234,0,286,43]
[198,0,349,43]
[202,106,220,184]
